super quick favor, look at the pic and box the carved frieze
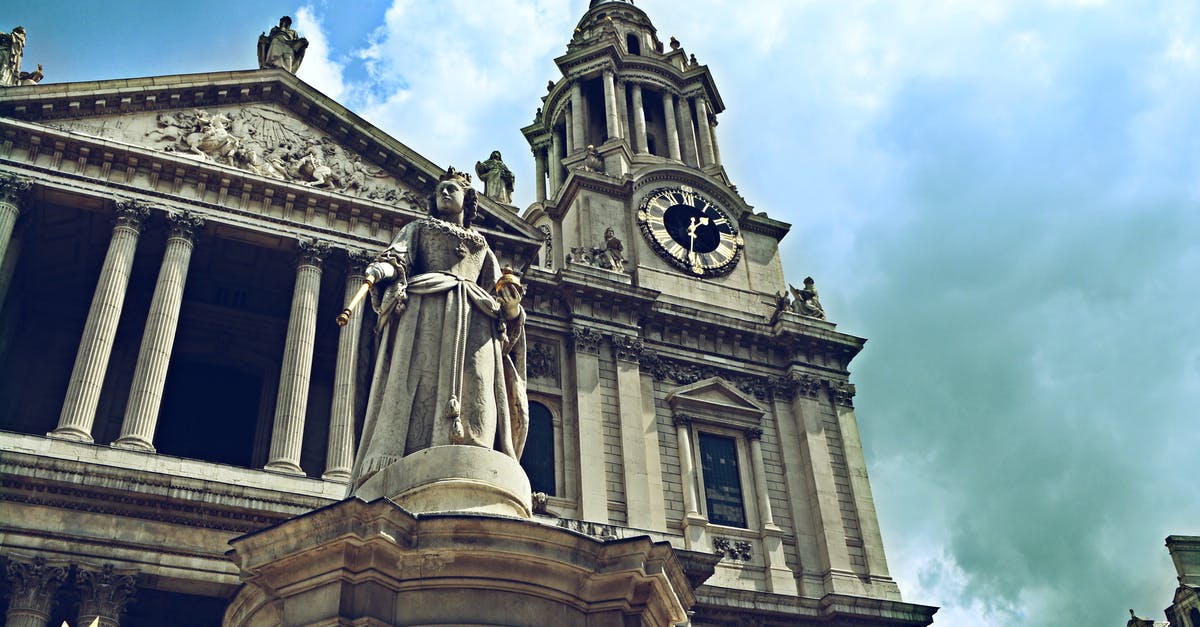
[557,518,621,540]
[528,341,560,382]
[713,537,752,561]
[641,351,770,401]
[571,326,603,355]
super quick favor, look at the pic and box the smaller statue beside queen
[258,16,308,74]
[347,167,528,496]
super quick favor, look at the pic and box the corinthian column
[695,98,716,166]
[662,92,681,161]
[0,173,32,307]
[76,564,138,627]
[630,83,648,154]
[52,200,150,443]
[4,556,70,627]
[677,96,699,167]
[603,69,620,141]
[533,144,548,202]
[265,240,328,475]
[323,251,370,481]
[570,81,586,151]
[113,212,204,452]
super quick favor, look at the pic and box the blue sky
[10,1,1200,625]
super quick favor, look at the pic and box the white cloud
[294,5,347,101]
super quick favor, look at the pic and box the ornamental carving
[538,224,553,269]
[0,172,32,204]
[769,372,822,401]
[829,381,856,408]
[641,351,771,401]
[346,249,376,275]
[112,199,151,231]
[296,239,331,267]
[713,537,752,561]
[558,518,621,540]
[166,211,205,240]
[571,326,603,355]
[4,557,69,611]
[528,341,560,381]
[610,333,643,362]
[672,413,694,427]
[566,227,625,273]
[77,564,138,623]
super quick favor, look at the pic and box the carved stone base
[225,498,698,627]
[353,445,532,518]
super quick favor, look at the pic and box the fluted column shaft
[4,557,69,627]
[534,145,548,202]
[570,81,586,151]
[695,98,716,166]
[114,213,203,452]
[677,96,699,167]
[631,83,648,154]
[662,92,682,161]
[603,70,620,141]
[53,201,150,443]
[266,240,327,475]
[0,174,31,306]
[76,564,137,627]
[550,131,563,194]
[324,254,368,481]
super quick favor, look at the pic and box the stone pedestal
[352,445,533,518]
[225,497,701,627]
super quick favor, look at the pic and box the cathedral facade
[0,2,936,625]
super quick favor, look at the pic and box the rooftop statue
[257,16,308,74]
[789,276,826,320]
[345,167,528,496]
[0,26,43,87]
[475,150,515,205]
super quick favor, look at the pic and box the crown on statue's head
[439,167,472,187]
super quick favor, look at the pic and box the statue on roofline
[258,16,308,74]
[0,26,43,87]
[475,150,515,205]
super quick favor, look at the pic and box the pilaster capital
[5,556,70,610]
[112,198,151,231]
[827,380,856,408]
[166,211,205,241]
[77,564,138,622]
[0,172,33,206]
[744,427,763,441]
[610,333,643,363]
[571,325,603,355]
[346,249,375,275]
[672,413,694,428]
[296,239,331,268]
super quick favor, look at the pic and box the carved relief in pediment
[44,104,418,204]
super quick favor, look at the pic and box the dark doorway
[156,361,262,467]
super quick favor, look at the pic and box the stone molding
[571,325,603,355]
[610,333,644,363]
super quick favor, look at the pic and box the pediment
[0,69,543,244]
[666,376,764,428]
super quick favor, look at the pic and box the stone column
[324,251,370,481]
[603,70,620,141]
[565,108,575,154]
[76,564,138,627]
[662,92,682,161]
[52,200,150,443]
[265,240,328,475]
[674,413,709,551]
[710,117,723,166]
[630,83,648,154]
[0,173,32,306]
[695,98,716,167]
[570,82,585,152]
[676,96,699,167]
[533,144,548,202]
[612,334,666,531]
[571,326,608,522]
[615,80,628,140]
[747,427,798,594]
[550,130,563,194]
[113,212,204,452]
[4,556,69,627]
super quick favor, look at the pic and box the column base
[111,436,155,453]
[683,511,709,551]
[761,524,798,595]
[47,427,94,443]
[321,469,350,482]
[353,445,532,519]
[263,460,304,475]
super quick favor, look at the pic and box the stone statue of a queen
[348,168,528,496]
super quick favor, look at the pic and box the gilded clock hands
[687,216,711,275]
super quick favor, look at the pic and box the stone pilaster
[662,92,682,161]
[265,239,328,475]
[324,250,370,481]
[76,564,138,627]
[677,96,699,167]
[747,427,798,594]
[611,334,665,531]
[571,325,607,522]
[52,200,150,443]
[695,98,716,167]
[4,556,70,627]
[0,173,32,305]
[603,69,620,141]
[114,212,203,452]
[673,412,710,551]
[631,83,648,154]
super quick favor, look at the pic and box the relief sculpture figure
[347,167,528,495]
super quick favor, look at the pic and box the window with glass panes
[698,432,746,527]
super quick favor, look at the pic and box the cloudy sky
[11,1,1200,624]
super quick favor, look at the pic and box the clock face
[637,186,744,277]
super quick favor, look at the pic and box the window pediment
[666,376,763,430]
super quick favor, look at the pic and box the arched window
[521,401,556,495]
[626,33,641,55]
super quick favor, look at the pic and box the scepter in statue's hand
[335,262,392,326]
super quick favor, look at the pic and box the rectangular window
[698,432,746,528]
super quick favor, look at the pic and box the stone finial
[257,16,309,73]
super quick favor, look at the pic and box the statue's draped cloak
[348,218,527,494]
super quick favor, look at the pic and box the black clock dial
[638,186,743,277]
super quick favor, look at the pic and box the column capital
[346,249,375,274]
[745,427,764,441]
[610,333,643,363]
[571,325,603,355]
[828,380,856,408]
[672,413,694,427]
[5,556,70,617]
[166,211,205,241]
[0,172,33,205]
[77,564,138,626]
[296,239,331,268]
[113,198,151,231]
